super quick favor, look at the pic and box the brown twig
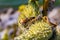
[43,0,50,16]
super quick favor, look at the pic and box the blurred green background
[0,0,59,8]
[0,0,43,8]
[54,0,60,6]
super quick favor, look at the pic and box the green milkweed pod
[15,20,53,40]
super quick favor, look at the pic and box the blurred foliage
[0,0,60,8]
[54,0,60,6]
[0,0,43,8]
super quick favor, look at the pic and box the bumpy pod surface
[18,0,40,27]
[18,4,40,24]
[18,5,38,28]
[15,20,52,40]
[55,25,60,40]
